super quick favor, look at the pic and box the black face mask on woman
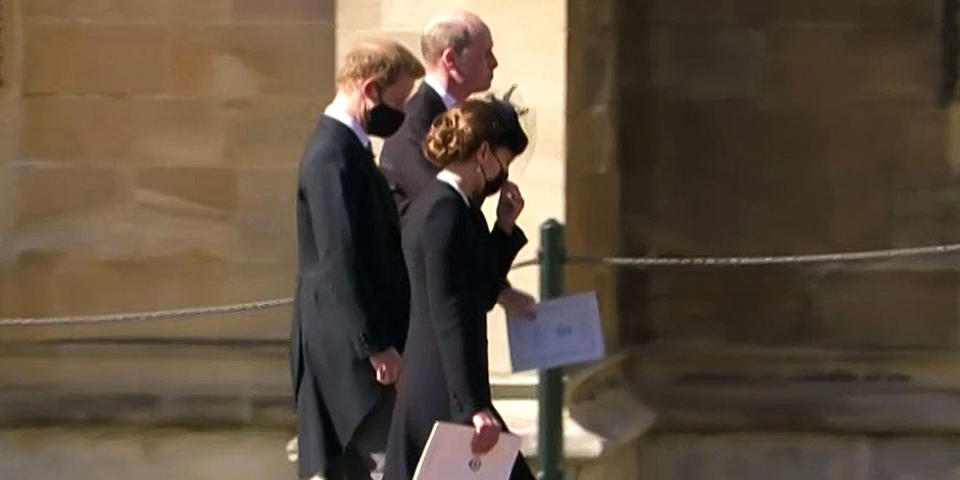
[473,147,509,206]
[364,87,406,138]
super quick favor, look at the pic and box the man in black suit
[291,39,424,480]
[380,11,536,315]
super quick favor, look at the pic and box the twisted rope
[5,241,960,326]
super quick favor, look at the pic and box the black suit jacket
[290,115,410,478]
[380,83,447,217]
[383,181,533,480]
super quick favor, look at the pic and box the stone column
[0,0,22,267]
[566,0,623,347]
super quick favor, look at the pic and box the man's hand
[495,182,524,234]
[471,409,503,455]
[498,287,536,320]
[369,347,402,385]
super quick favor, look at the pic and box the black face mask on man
[473,146,509,206]
[364,86,405,137]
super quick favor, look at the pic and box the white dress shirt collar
[424,76,458,110]
[323,103,371,150]
[436,170,471,206]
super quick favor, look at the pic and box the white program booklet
[507,291,605,372]
[413,422,521,480]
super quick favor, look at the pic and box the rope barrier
[4,241,960,327]
[0,298,294,327]
[568,242,960,266]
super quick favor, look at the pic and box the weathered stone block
[23,0,232,21]
[764,26,857,107]
[223,99,323,166]
[575,439,643,480]
[14,165,121,226]
[236,168,297,264]
[885,105,947,191]
[645,268,808,345]
[567,29,618,110]
[893,186,960,250]
[379,0,470,31]
[637,434,867,480]
[0,166,13,250]
[815,106,897,250]
[336,0,383,30]
[849,31,937,102]
[23,24,168,95]
[652,0,739,25]
[20,96,227,165]
[737,0,859,26]
[870,438,960,480]
[567,107,618,175]
[0,428,296,480]
[651,26,764,101]
[0,252,58,320]
[136,166,237,217]
[466,0,564,47]
[0,0,16,95]
[858,0,939,30]
[0,254,293,342]
[232,0,333,22]
[644,101,836,254]
[569,0,618,30]
[170,25,334,97]
[809,271,960,347]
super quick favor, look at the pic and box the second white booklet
[507,291,605,372]
[413,422,521,480]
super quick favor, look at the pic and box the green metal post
[538,219,564,480]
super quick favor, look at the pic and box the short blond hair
[336,40,425,91]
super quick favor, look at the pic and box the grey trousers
[323,388,396,480]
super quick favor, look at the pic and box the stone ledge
[569,343,960,441]
[0,341,605,464]
[0,391,295,428]
[0,426,298,480]
[0,341,539,399]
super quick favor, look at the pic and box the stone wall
[563,1,960,478]
[0,2,567,376]
[602,0,960,348]
[0,0,334,341]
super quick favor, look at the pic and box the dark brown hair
[423,98,528,168]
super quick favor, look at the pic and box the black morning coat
[379,82,447,218]
[383,181,535,480]
[290,115,410,478]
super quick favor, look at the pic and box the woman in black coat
[383,98,536,480]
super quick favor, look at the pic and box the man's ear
[359,77,380,103]
[440,48,458,73]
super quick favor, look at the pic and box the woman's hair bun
[422,98,528,168]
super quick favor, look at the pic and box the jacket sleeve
[301,156,389,358]
[479,224,528,311]
[422,199,491,423]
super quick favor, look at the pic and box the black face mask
[472,148,509,206]
[364,88,405,138]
